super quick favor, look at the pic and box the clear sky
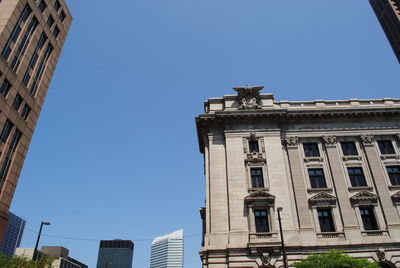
[10,0,400,267]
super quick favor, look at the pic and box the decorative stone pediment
[233,85,263,110]
[323,135,337,146]
[391,191,400,205]
[282,136,299,147]
[309,192,337,208]
[350,190,378,206]
[360,134,374,145]
[245,190,275,207]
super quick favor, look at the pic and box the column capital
[323,135,337,146]
[282,136,299,147]
[360,134,374,146]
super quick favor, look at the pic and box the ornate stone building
[196,86,400,267]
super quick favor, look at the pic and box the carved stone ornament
[233,85,263,109]
[282,136,299,147]
[376,248,386,262]
[396,133,400,142]
[323,135,337,146]
[309,192,337,208]
[245,190,275,207]
[350,190,378,207]
[250,132,257,141]
[243,138,248,153]
[259,253,273,268]
[259,138,265,153]
[360,134,374,145]
[391,191,400,205]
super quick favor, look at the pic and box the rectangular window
[59,10,66,22]
[0,79,11,97]
[250,168,264,188]
[387,166,400,185]
[22,32,48,86]
[303,143,320,157]
[378,140,395,155]
[348,167,367,187]
[10,17,38,71]
[0,120,14,143]
[1,5,32,60]
[341,142,358,156]
[54,0,61,11]
[360,207,379,230]
[249,140,259,153]
[12,94,23,111]
[21,104,31,120]
[0,129,22,187]
[317,209,335,232]
[47,15,54,27]
[254,210,269,233]
[308,169,327,188]
[38,0,47,12]
[52,26,60,38]
[29,43,53,95]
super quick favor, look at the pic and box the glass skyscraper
[0,212,25,256]
[150,229,183,268]
[96,239,134,268]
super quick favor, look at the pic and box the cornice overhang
[195,106,400,153]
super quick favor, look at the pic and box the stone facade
[0,0,72,241]
[196,86,400,267]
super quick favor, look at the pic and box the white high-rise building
[150,229,184,268]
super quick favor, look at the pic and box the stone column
[360,134,400,228]
[283,137,313,229]
[323,136,360,240]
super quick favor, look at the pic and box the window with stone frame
[359,207,379,230]
[378,140,396,155]
[308,168,327,188]
[249,139,259,153]
[250,168,264,188]
[341,141,358,156]
[303,143,320,157]
[254,210,269,233]
[387,166,400,185]
[0,120,14,143]
[317,208,336,232]
[347,167,367,187]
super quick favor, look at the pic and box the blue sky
[10,0,400,267]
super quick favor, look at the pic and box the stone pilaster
[360,134,400,227]
[283,137,313,229]
[323,136,360,239]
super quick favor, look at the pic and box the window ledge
[348,186,373,191]
[307,188,333,193]
[361,230,389,237]
[342,155,362,161]
[381,154,400,160]
[316,232,345,239]
[389,185,400,190]
[304,157,323,163]
[249,232,278,239]
[248,187,269,192]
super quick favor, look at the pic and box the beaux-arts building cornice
[196,87,400,153]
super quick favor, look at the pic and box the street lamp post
[33,221,50,261]
[277,207,288,268]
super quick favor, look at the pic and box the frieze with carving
[309,192,337,208]
[282,136,299,147]
[323,135,337,146]
[233,85,263,109]
[350,190,378,206]
[360,134,374,145]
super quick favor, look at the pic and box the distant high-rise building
[150,229,184,268]
[96,239,134,268]
[0,211,25,256]
[369,0,400,62]
[16,246,87,268]
[0,0,72,242]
